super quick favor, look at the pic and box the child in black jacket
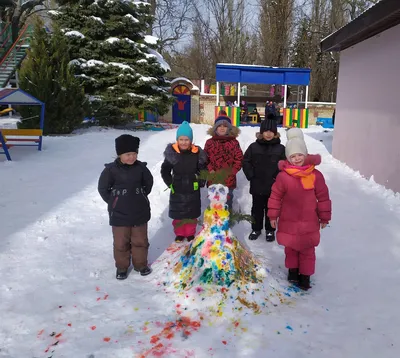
[242,115,286,241]
[98,134,153,280]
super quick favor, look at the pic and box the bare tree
[341,0,380,21]
[166,0,255,81]
[258,0,295,67]
[1,0,49,41]
[149,0,194,53]
[192,0,254,64]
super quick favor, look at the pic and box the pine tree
[51,0,171,125]
[18,19,89,135]
[290,17,311,68]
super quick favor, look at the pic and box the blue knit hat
[176,121,193,141]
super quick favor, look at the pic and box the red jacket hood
[278,154,322,171]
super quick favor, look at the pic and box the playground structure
[0,23,33,88]
[0,89,45,161]
[214,64,311,128]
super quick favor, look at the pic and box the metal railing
[0,24,33,85]
[0,23,13,59]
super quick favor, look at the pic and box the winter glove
[164,184,175,194]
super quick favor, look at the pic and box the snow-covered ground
[0,124,399,358]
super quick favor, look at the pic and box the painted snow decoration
[153,184,291,315]
[144,35,159,45]
[64,31,85,38]
[172,184,266,288]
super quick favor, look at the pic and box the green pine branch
[197,167,232,185]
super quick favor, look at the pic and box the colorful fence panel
[282,109,309,128]
[134,110,158,122]
[215,106,240,127]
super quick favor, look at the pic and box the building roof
[0,88,44,105]
[321,0,400,52]
[215,63,311,86]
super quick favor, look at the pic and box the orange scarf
[284,165,316,190]
[172,142,199,153]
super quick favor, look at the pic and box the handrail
[0,22,10,39]
[0,32,12,51]
[0,36,31,72]
[0,23,12,50]
[0,23,30,68]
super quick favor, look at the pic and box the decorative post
[283,84,288,108]
[216,81,219,106]
[237,82,241,106]
[305,85,309,109]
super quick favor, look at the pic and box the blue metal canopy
[216,64,311,86]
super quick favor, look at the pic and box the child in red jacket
[204,113,243,209]
[268,129,331,290]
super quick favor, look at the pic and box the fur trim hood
[207,125,241,138]
[278,154,322,171]
[164,143,208,166]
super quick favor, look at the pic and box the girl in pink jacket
[268,129,331,290]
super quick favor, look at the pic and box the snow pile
[144,34,159,45]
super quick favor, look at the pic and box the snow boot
[248,230,261,241]
[116,269,128,280]
[297,274,311,291]
[134,266,152,276]
[175,236,184,243]
[138,266,152,276]
[187,235,195,242]
[287,268,299,283]
[266,231,275,242]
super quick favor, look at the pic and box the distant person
[251,108,261,123]
[240,100,248,122]
[98,135,153,280]
[265,101,276,118]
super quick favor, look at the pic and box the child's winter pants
[112,224,149,270]
[173,219,197,237]
[251,194,274,232]
[284,246,316,275]
[227,189,234,210]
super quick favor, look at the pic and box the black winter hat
[260,116,277,134]
[115,134,140,155]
